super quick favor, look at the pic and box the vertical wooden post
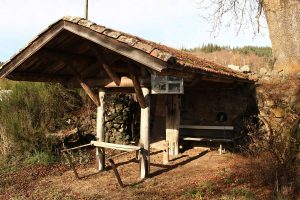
[84,0,88,20]
[139,87,150,179]
[166,95,181,156]
[96,88,105,171]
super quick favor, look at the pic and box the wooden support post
[96,89,105,171]
[139,87,150,179]
[163,141,169,164]
[166,95,181,156]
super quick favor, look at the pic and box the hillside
[183,44,272,73]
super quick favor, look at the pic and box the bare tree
[198,0,300,73]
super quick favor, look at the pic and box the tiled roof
[62,16,249,81]
[1,16,251,81]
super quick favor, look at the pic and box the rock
[272,108,285,118]
[241,65,250,73]
[227,64,241,71]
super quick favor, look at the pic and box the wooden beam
[96,89,106,171]
[64,21,167,72]
[67,63,100,107]
[139,87,150,179]
[7,72,70,83]
[166,95,181,156]
[127,64,146,108]
[41,49,94,65]
[129,74,146,108]
[179,125,234,130]
[66,76,150,88]
[91,141,141,152]
[93,47,121,86]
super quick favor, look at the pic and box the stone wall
[104,94,136,144]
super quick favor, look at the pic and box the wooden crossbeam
[127,64,146,108]
[130,73,146,108]
[93,46,121,86]
[7,72,70,83]
[41,49,94,65]
[67,62,100,107]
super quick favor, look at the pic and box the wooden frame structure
[0,16,253,179]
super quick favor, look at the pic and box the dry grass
[192,50,270,72]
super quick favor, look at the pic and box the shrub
[0,80,82,157]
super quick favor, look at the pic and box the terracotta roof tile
[62,17,249,81]
[102,29,122,39]
[1,16,251,82]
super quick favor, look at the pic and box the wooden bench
[62,141,142,187]
[179,125,235,154]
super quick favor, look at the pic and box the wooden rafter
[67,62,100,107]
[7,72,70,83]
[127,64,146,108]
[93,46,121,86]
[41,49,94,65]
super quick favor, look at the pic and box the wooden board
[91,141,141,152]
[179,125,234,130]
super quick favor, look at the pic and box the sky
[0,0,271,62]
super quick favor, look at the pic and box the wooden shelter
[0,16,254,179]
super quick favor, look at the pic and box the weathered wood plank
[91,141,141,152]
[7,72,70,83]
[179,125,234,130]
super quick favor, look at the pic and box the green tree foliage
[184,44,272,58]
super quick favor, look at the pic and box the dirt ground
[0,147,278,200]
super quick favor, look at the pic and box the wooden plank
[67,76,150,88]
[64,22,167,72]
[91,141,141,152]
[96,89,105,171]
[179,125,234,130]
[7,72,70,83]
[41,49,94,65]
[93,47,121,86]
[108,159,124,188]
[0,22,65,78]
[166,95,181,156]
[181,137,233,143]
[139,87,150,179]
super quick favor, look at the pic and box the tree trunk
[264,0,300,73]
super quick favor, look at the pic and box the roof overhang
[0,16,253,89]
